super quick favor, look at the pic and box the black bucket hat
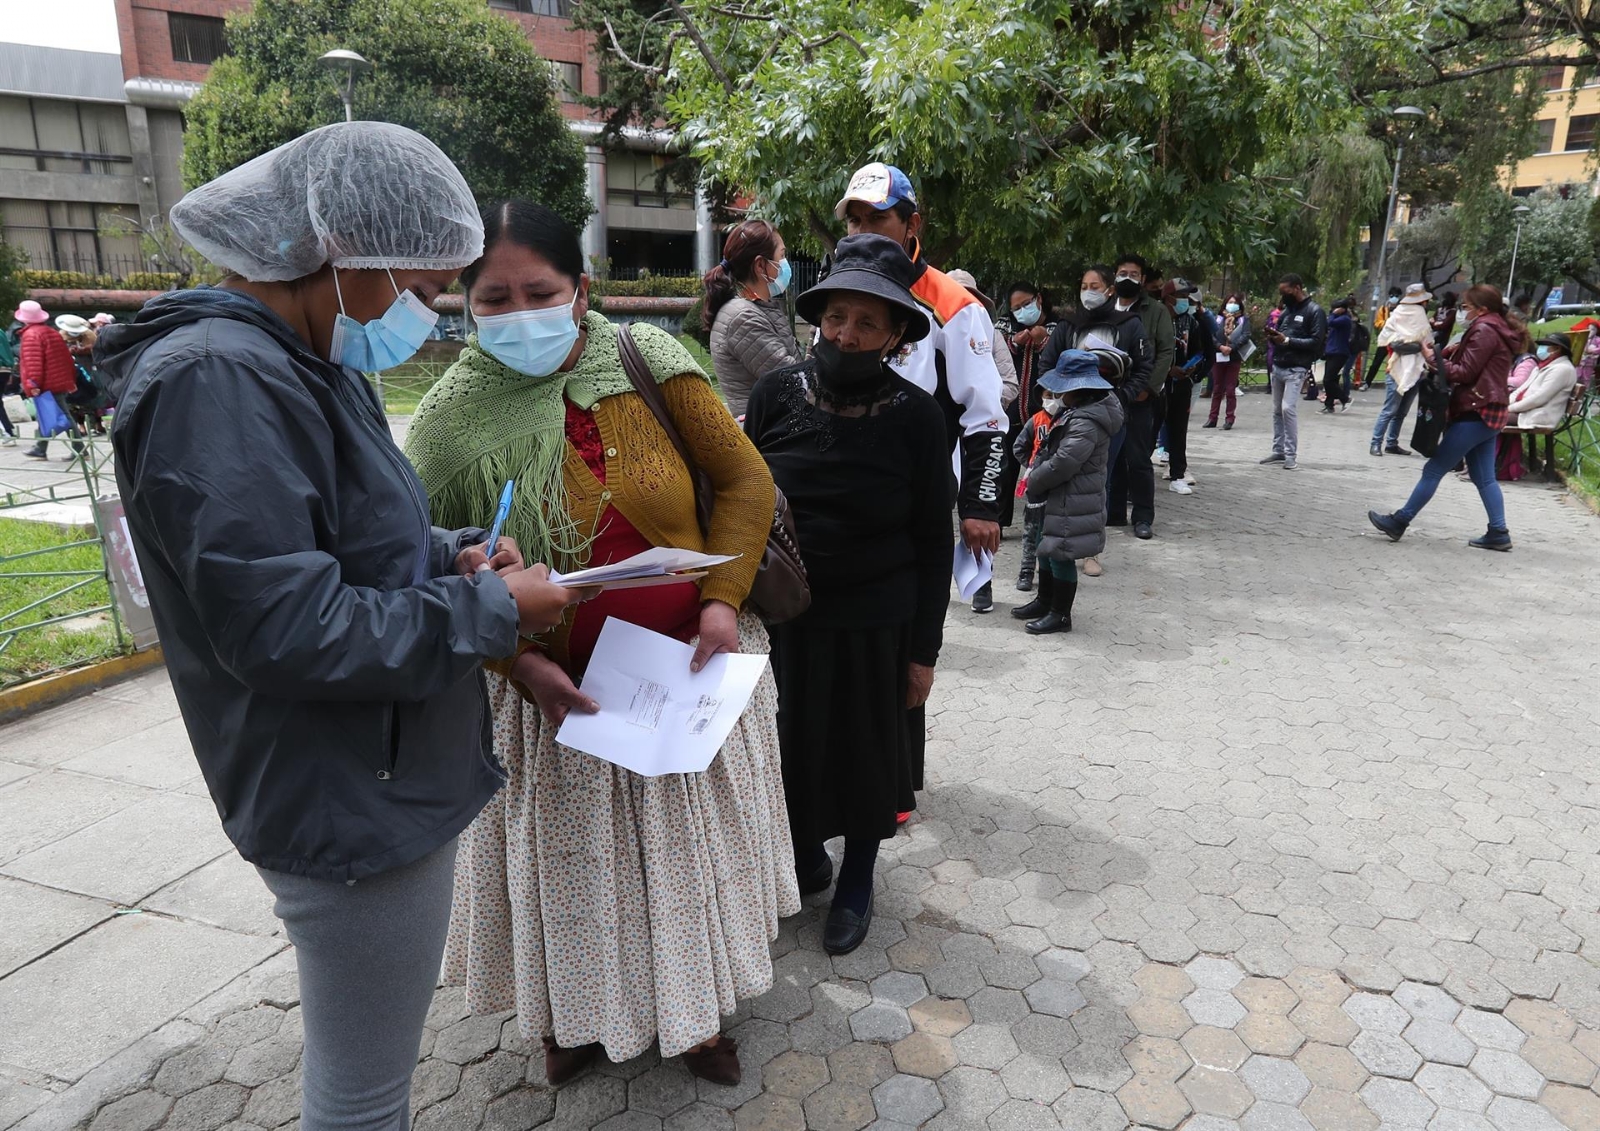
[1537,331,1573,359]
[796,234,932,344]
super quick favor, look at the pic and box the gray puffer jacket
[710,295,801,417]
[1025,394,1127,562]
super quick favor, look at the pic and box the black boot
[1011,566,1052,619]
[1026,576,1076,634]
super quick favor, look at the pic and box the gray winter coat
[710,295,802,416]
[97,288,519,882]
[1025,394,1127,562]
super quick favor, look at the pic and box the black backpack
[1351,321,1372,355]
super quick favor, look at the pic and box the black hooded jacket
[97,288,518,882]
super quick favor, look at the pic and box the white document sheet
[549,547,739,590]
[554,617,769,776]
[953,545,994,600]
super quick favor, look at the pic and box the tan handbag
[616,325,811,624]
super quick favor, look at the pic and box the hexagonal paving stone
[760,1051,828,1101]
[1115,1075,1191,1130]
[1300,1085,1378,1131]
[849,1002,912,1044]
[1343,993,1411,1035]
[1468,1049,1544,1100]
[1425,1112,1496,1131]
[985,1098,1060,1130]
[1351,1031,1424,1079]
[869,972,929,1009]
[1187,956,1247,991]
[1503,1001,1577,1043]
[1235,977,1299,1016]
[935,1065,1008,1122]
[906,996,971,1039]
[870,1073,943,1125]
[1129,997,1195,1039]
[1416,1063,1494,1114]
[432,1015,504,1065]
[1122,1036,1191,1082]
[1134,963,1196,1002]
[1021,978,1086,1019]
[889,1033,955,1080]
[999,1055,1071,1104]
[1179,1065,1253,1118]
[802,1082,875,1131]
[1237,1012,1307,1058]
[1539,1082,1600,1128]
[1184,1025,1251,1072]
[1285,968,1350,1007]
[826,1044,895,1090]
[1407,1018,1479,1067]
[1186,989,1249,1029]
[1360,1077,1437,1128]
[1294,1042,1367,1092]
[1456,1010,1527,1053]
[1484,1095,1565,1130]
[1239,1055,1312,1106]
[1290,1001,1358,1046]
[1240,1099,1315,1130]
[1518,1036,1596,1087]
[950,1023,1020,1070]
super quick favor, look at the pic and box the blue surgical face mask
[1225,302,1241,314]
[474,292,581,378]
[1175,299,1191,315]
[1536,345,1555,361]
[766,258,793,297]
[329,268,440,373]
[1015,301,1042,325]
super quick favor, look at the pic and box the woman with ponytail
[706,219,802,416]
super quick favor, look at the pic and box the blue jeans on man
[1371,376,1420,449]
[1394,418,1507,531]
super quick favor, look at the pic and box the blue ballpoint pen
[485,480,514,559]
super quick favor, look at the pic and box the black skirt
[769,616,924,845]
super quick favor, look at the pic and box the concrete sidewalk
[3,394,1600,1130]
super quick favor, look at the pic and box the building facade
[1510,63,1600,197]
[0,0,712,279]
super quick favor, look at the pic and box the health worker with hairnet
[95,122,588,1130]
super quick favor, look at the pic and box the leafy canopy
[182,0,590,229]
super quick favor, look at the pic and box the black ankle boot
[1011,568,1052,619]
[1026,578,1076,635]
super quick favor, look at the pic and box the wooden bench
[1505,382,1588,481]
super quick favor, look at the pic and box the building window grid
[488,0,573,15]
[1535,118,1557,154]
[169,13,229,66]
[1565,114,1599,152]
[0,97,132,175]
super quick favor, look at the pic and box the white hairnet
[170,122,484,282]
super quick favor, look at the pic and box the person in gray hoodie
[1009,350,1125,634]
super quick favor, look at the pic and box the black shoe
[22,446,47,460]
[971,582,993,614]
[1370,442,1383,457]
[1259,452,1285,464]
[1025,612,1070,634]
[1469,527,1513,552]
[1385,444,1411,456]
[1321,407,1336,414]
[1011,570,1052,618]
[798,856,833,896]
[1202,420,1217,429]
[1015,573,1034,592]
[1025,579,1076,635]
[824,893,873,955]
[1133,522,1153,540]
[1223,421,1234,430]
[1368,511,1408,542]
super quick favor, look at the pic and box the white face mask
[1042,396,1065,416]
[1079,289,1108,311]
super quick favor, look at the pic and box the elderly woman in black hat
[743,234,953,955]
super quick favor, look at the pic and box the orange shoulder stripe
[911,267,981,328]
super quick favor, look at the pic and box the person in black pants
[1321,298,1354,412]
[1164,278,1211,494]
[1362,288,1401,389]
[1101,254,1173,539]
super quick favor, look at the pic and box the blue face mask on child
[329,268,439,373]
[474,293,582,378]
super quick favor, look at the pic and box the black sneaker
[1368,511,1408,542]
[971,583,994,614]
[1133,522,1153,540]
[1385,444,1411,456]
[22,446,47,460]
[1259,452,1285,464]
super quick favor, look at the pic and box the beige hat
[945,268,992,306]
[1398,283,1433,305]
[55,314,90,337]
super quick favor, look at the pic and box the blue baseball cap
[1039,349,1112,394]
[834,162,918,220]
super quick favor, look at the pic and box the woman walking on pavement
[1369,285,1518,550]
[95,123,590,1131]
[408,201,798,1088]
[1204,293,1249,429]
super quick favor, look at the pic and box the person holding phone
[96,123,590,1131]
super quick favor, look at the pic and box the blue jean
[1371,376,1420,446]
[1395,418,1507,530]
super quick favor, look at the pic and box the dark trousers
[1108,396,1157,525]
[0,395,12,437]
[997,419,1023,527]
[1323,353,1350,405]
[1164,378,1194,479]
[1363,347,1387,388]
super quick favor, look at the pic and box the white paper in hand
[549,546,739,589]
[953,545,994,600]
[554,617,769,776]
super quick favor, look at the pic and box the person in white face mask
[403,199,797,1090]
[994,281,1057,590]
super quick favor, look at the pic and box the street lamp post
[1369,106,1427,324]
[317,49,373,123]
[1506,204,1533,299]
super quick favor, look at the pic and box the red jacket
[1439,312,1516,422]
[19,324,77,396]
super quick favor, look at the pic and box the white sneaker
[1155,447,1169,464]
[1170,479,1193,494]
[1,436,14,447]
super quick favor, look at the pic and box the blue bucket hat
[1039,349,1112,394]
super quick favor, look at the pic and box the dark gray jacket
[98,288,519,882]
[1272,296,1327,370]
[1025,394,1126,562]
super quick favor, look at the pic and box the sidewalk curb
[0,647,165,725]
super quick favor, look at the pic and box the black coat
[1272,297,1327,369]
[1040,305,1153,400]
[98,288,518,882]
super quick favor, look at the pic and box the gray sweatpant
[1269,365,1306,461]
[257,839,458,1131]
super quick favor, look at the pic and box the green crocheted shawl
[403,311,707,572]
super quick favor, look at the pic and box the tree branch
[704,6,870,58]
[664,0,737,96]
[1360,54,1596,93]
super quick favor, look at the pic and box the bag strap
[616,324,712,536]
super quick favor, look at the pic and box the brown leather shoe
[543,1037,601,1086]
[683,1036,741,1086]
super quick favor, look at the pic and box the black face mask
[1279,290,1297,304]
[1113,277,1142,300]
[814,335,892,391]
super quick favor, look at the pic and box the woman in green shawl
[404,201,798,1089]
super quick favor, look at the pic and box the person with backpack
[14,301,84,461]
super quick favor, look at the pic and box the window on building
[606,151,688,209]
[488,0,573,15]
[1535,118,1557,153]
[1539,65,1568,91]
[0,199,141,276]
[169,14,228,66]
[1565,114,1598,151]
[0,95,132,175]
[552,61,581,102]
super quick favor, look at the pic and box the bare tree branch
[664,0,737,96]
[1360,54,1597,93]
[704,6,870,58]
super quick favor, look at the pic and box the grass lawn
[0,518,122,685]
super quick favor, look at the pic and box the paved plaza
[2,395,1599,1130]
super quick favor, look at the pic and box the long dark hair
[460,200,584,292]
[702,219,781,332]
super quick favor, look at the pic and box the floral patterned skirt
[442,613,800,1061]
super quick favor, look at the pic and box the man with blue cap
[836,163,1008,599]
[1008,350,1125,634]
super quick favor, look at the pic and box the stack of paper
[550,547,739,591]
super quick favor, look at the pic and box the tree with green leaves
[182,0,590,229]
[0,237,25,322]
